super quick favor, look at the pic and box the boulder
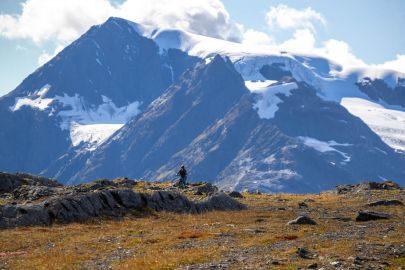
[198,193,247,212]
[287,215,317,225]
[296,247,316,259]
[355,210,392,222]
[195,183,218,195]
[366,199,403,207]
[229,191,244,198]
[112,178,138,188]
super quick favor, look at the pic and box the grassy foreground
[0,182,404,270]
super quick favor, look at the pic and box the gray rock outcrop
[335,181,402,194]
[366,199,403,207]
[287,215,317,225]
[0,190,246,229]
[355,210,392,222]
[0,172,61,194]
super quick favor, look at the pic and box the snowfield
[10,85,141,148]
[341,97,405,152]
[70,123,124,150]
[245,81,298,119]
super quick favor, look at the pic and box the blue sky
[1,0,405,96]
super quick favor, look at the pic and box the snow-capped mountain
[1,17,404,192]
[142,25,405,154]
[0,17,198,172]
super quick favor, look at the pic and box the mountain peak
[199,55,246,94]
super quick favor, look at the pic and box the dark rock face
[260,63,293,81]
[356,210,392,222]
[0,107,71,175]
[356,77,405,107]
[271,84,405,187]
[366,199,403,207]
[0,190,246,229]
[287,215,317,225]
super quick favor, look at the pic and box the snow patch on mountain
[244,80,277,91]
[10,85,141,147]
[246,81,298,119]
[341,97,405,152]
[298,136,352,163]
[10,85,53,111]
[70,122,123,150]
[56,94,141,129]
[11,95,53,111]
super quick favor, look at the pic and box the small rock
[366,199,403,207]
[288,215,317,225]
[298,202,308,208]
[271,260,281,265]
[353,256,365,265]
[307,263,318,269]
[254,228,266,234]
[356,210,391,222]
[229,191,244,198]
[297,247,316,259]
[330,261,341,267]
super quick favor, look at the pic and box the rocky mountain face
[1,17,405,192]
[47,55,405,193]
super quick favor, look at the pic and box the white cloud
[0,0,243,67]
[265,4,326,32]
[118,0,243,42]
[378,55,405,74]
[261,4,365,71]
[278,29,316,53]
[242,29,274,47]
[1,1,403,75]
[0,0,115,44]
[318,39,366,68]
[0,0,242,44]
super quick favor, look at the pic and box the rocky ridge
[0,173,246,229]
